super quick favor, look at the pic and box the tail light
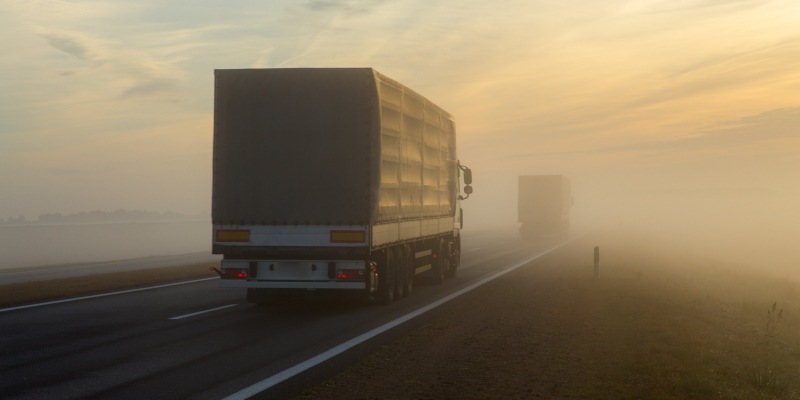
[336,269,365,281]
[221,268,248,279]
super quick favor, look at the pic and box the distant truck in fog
[518,175,572,239]
[210,68,473,305]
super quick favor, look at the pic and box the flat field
[300,232,800,399]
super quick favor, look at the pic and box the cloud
[708,107,800,141]
[671,36,800,79]
[3,0,799,223]
[119,78,180,99]
[41,32,92,61]
[619,0,772,15]
[622,39,800,121]
[304,0,387,16]
[35,29,185,101]
[546,107,799,152]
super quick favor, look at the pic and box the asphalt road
[0,228,576,399]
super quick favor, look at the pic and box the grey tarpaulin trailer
[211,68,473,304]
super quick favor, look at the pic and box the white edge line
[169,304,238,320]
[224,236,582,400]
[0,277,218,313]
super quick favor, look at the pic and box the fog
[2,139,797,278]
[0,221,211,270]
[461,141,800,280]
[2,2,798,279]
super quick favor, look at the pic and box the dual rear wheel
[376,238,458,305]
[376,245,414,305]
[376,248,396,305]
[402,245,413,297]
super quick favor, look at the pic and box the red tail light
[336,269,365,281]
[221,268,248,279]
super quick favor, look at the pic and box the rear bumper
[218,280,367,289]
[217,259,375,291]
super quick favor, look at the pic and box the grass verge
[300,231,800,399]
[0,263,215,308]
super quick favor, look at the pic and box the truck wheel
[393,248,405,300]
[445,243,458,279]
[377,249,395,305]
[402,245,413,297]
[433,241,446,284]
[452,236,462,274]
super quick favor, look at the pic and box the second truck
[211,68,473,304]
[518,175,572,240]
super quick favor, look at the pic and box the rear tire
[402,245,413,297]
[393,247,405,300]
[445,241,458,279]
[377,249,395,305]
[433,241,446,284]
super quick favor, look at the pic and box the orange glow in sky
[1,1,798,269]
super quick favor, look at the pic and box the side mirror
[463,185,473,195]
[463,168,473,185]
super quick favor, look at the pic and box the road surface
[0,228,577,399]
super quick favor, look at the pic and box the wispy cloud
[503,106,800,167]
[619,0,772,15]
[40,32,96,62]
[304,0,387,15]
[119,78,180,99]
[2,0,799,222]
[35,28,185,101]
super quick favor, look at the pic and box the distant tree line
[0,209,209,225]
[0,215,26,225]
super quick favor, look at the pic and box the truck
[210,68,473,304]
[518,175,572,240]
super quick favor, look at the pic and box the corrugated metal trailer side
[211,68,472,304]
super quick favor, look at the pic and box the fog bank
[462,167,800,280]
[0,221,210,270]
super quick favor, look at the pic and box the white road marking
[469,247,481,251]
[223,236,581,400]
[169,304,238,320]
[0,277,218,313]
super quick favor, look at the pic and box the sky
[1,0,799,268]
